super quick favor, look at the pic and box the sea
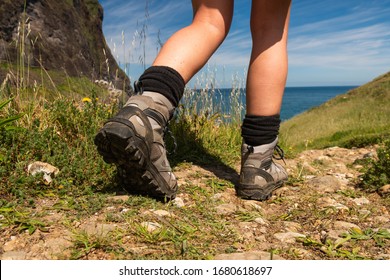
[183,86,357,121]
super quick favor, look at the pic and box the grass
[280,71,390,153]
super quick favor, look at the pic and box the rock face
[0,0,130,91]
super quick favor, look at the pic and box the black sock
[241,114,281,146]
[136,66,185,107]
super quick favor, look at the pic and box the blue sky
[99,0,390,87]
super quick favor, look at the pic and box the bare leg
[153,0,234,83]
[246,0,291,116]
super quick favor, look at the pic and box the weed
[358,140,390,193]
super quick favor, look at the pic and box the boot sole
[94,122,177,201]
[236,180,286,201]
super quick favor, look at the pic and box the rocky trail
[1,146,389,260]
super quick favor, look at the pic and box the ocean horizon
[182,85,358,121]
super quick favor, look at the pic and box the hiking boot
[94,92,177,200]
[236,137,288,201]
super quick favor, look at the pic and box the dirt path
[1,146,389,260]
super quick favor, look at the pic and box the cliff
[0,0,130,91]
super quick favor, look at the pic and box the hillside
[0,0,130,91]
[280,71,390,152]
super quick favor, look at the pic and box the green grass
[280,71,390,153]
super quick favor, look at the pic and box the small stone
[374,216,390,224]
[215,204,237,215]
[327,229,346,241]
[307,175,342,193]
[334,221,361,231]
[254,217,268,226]
[3,239,19,252]
[141,222,162,232]
[173,197,185,208]
[317,197,349,210]
[80,222,117,235]
[27,161,59,183]
[151,210,173,217]
[352,197,370,206]
[243,200,262,211]
[379,184,390,196]
[283,221,302,232]
[212,193,223,200]
[274,232,306,243]
[110,195,130,202]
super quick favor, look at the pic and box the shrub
[358,140,390,193]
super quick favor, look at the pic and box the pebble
[333,221,361,231]
[274,232,306,243]
[173,197,185,208]
[254,217,269,226]
[283,221,302,232]
[215,204,237,215]
[379,184,390,196]
[373,216,390,224]
[352,197,370,206]
[307,175,342,193]
[317,197,349,210]
[140,222,162,232]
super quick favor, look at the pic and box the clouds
[99,0,390,87]
[287,1,390,85]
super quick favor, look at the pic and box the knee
[192,8,232,41]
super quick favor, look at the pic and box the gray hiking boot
[94,92,177,200]
[236,137,288,201]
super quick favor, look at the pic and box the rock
[27,161,59,183]
[79,222,117,235]
[352,197,370,206]
[151,210,173,217]
[44,238,72,255]
[0,0,130,92]
[307,175,342,193]
[274,232,306,243]
[373,216,390,224]
[327,229,346,241]
[110,195,130,202]
[317,197,349,210]
[333,221,361,231]
[173,197,185,208]
[215,204,237,215]
[379,184,390,196]
[283,221,302,232]
[242,200,263,211]
[141,222,161,233]
[215,251,284,260]
[254,217,269,226]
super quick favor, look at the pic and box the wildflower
[82,97,92,103]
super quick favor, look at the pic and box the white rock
[274,232,306,243]
[173,197,185,208]
[352,197,370,206]
[141,222,161,232]
[27,161,59,183]
[254,217,269,226]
